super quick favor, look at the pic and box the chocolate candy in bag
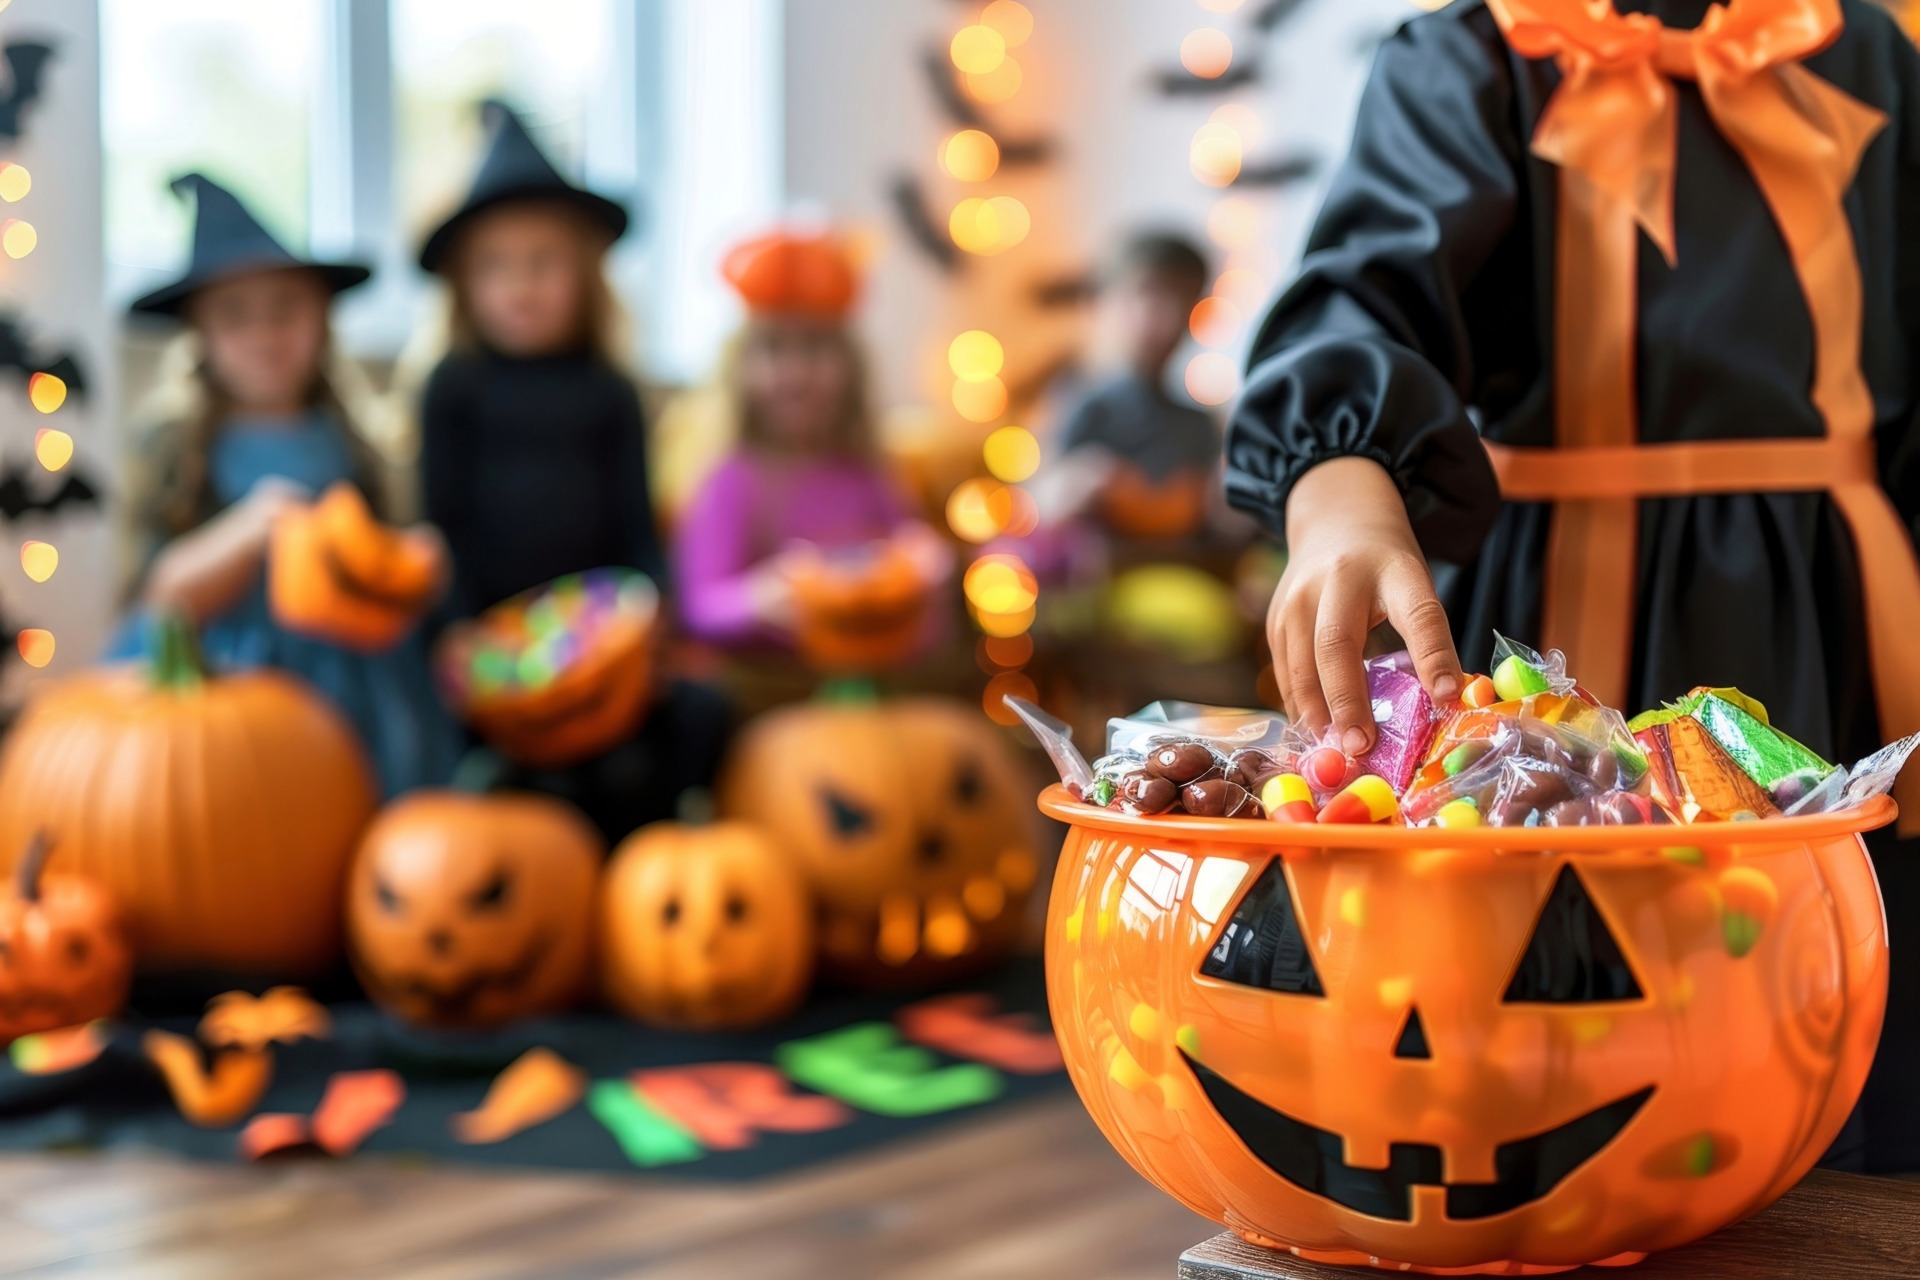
[1146,740,1221,785]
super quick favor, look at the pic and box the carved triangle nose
[1394,1006,1431,1060]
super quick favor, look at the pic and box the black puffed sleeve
[1225,8,1521,563]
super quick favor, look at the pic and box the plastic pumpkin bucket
[790,545,930,674]
[1039,785,1893,1275]
[436,571,658,769]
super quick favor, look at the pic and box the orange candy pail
[1039,786,1893,1275]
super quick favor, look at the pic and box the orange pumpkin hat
[722,229,860,319]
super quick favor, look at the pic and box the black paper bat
[923,48,986,129]
[1252,0,1316,33]
[997,137,1055,167]
[0,315,88,396]
[1152,63,1262,96]
[1031,272,1099,309]
[890,175,962,271]
[0,464,98,522]
[0,43,55,141]
[1233,153,1321,188]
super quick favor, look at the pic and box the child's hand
[1269,457,1463,754]
[242,476,312,537]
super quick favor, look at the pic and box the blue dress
[111,414,462,797]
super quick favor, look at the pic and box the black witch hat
[129,173,372,317]
[419,100,630,273]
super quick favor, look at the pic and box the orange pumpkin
[1099,465,1208,540]
[346,791,601,1028]
[270,482,442,651]
[0,834,131,1043]
[436,570,658,769]
[601,821,813,1029]
[718,697,1039,988]
[1042,787,1891,1274]
[0,617,375,976]
[790,544,930,674]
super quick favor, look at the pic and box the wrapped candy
[1634,718,1779,823]
[1629,688,1833,794]
[1406,706,1655,828]
[1282,653,1439,800]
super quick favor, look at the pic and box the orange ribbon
[1486,0,1920,830]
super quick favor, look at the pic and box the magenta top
[674,451,912,643]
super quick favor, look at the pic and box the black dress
[1223,0,1920,1172]
[420,345,729,843]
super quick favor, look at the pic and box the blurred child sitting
[120,174,460,797]
[418,101,726,840]
[673,229,950,652]
[1032,232,1225,542]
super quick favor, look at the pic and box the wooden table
[1179,1170,1920,1279]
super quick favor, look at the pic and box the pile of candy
[1034,635,1916,829]
[436,569,657,702]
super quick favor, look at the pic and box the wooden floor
[0,1094,1212,1279]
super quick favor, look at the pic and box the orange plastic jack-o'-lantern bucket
[790,544,930,674]
[436,569,658,769]
[1040,785,1892,1275]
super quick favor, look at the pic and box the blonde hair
[722,319,878,462]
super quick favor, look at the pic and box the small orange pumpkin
[718,697,1039,988]
[601,820,813,1029]
[0,616,375,977]
[0,834,131,1044]
[1099,465,1208,540]
[790,545,930,673]
[270,482,443,651]
[346,791,601,1029]
[436,570,659,769]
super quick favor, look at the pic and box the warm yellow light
[1186,352,1240,406]
[20,541,55,583]
[1210,103,1263,148]
[983,425,1041,483]
[976,604,1036,638]
[981,0,1034,47]
[952,374,1009,423]
[950,195,1031,256]
[947,477,1009,543]
[964,56,1024,104]
[27,372,66,415]
[34,428,72,472]
[941,129,1001,183]
[1190,296,1244,348]
[948,330,1005,383]
[17,629,53,668]
[1191,123,1243,187]
[980,632,1034,670]
[984,672,1039,724]
[1206,195,1260,250]
[3,219,36,259]
[965,555,1039,615]
[951,24,1007,75]
[0,164,30,203]
[1214,267,1262,307]
[1181,28,1234,79]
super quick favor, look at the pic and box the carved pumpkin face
[1043,791,1889,1273]
[435,570,658,769]
[347,792,601,1029]
[270,482,442,652]
[790,546,929,674]
[600,821,813,1030]
[719,697,1039,988]
[0,836,132,1043]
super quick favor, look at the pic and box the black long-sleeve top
[1225,0,1920,770]
[421,346,668,618]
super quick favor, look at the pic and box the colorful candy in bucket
[435,569,659,768]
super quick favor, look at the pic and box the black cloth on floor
[1223,0,1920,1172]
[421,345,668,618]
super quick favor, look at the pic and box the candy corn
[1460,674,1498,708]
[1260,773,1317,823]
[1318,775,1398,825]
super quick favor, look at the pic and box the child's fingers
[1315,573,1376,756]
[1272,588,1329,730]
[1379,554,1463,703]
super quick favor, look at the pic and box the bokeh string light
[9,142,60,670]
[1180,28,1234,79]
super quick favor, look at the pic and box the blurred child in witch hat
[118,172,460,797]
[672,227,950,649]
[417,99,727,841]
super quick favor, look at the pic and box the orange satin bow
[1484,0,1920,830]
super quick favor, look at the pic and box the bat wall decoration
[0,315,90,397]
[0,42,54,141]
[0,464,100,523]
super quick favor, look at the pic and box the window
[101,1,326,303]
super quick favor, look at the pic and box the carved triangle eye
[1200,860,1325,996]
[1504,865,1643,1004]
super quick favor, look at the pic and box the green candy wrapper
[1628,688,1834,792]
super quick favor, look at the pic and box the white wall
[0,0,114,696]
[781,0,1416,417]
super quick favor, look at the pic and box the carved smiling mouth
[367,933,553,1021]
[1182,1052,1651,1222]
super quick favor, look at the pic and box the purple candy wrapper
[1359,655,1437,792]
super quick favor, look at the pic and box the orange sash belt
[1486,0,1920,830]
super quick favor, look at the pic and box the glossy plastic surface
[1041,786,1892,1274]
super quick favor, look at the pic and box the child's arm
[673,459,789,642]
[1226,9,1520,750]
[143,478,306,623]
